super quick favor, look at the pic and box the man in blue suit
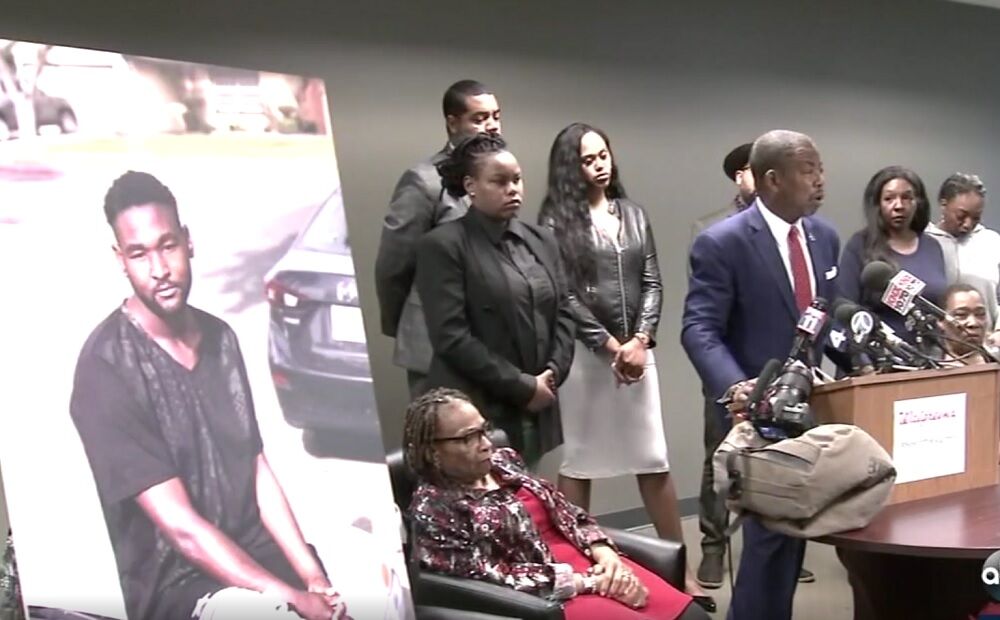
[681,129,841,620]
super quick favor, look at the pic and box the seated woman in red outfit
[404,388,709,620]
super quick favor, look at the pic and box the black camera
[748,360,817,441]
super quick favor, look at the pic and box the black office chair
[28,608,118,620]
[414,606,518,620]
[387,430,686,620]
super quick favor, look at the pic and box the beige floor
[630,516,853,618]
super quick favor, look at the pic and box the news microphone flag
[880,270,926,315]
[849,310,875,345]
[797,304,827,337]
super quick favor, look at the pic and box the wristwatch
[580,575,598,595]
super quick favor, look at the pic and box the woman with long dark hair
[838,165,949,344]
[414,133,575,467]
[538,123,712,608]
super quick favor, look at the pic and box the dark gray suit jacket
[375,146,468,373]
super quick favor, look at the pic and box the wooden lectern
[812,364,1000,505]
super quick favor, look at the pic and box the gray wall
[3,0,1000,519]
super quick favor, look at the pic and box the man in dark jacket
[694,142,816,589]
[374,79,502,397]
[684,131,834,617]
[695,142,754,588]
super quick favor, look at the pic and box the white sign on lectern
[892,392,967,484]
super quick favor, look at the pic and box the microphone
[717,357,782,410]
[986,344,1000,364]
[746,357,816,440]
[833,300,885,365]
[859,261,898,304]
[832,300,880,351]
[860,261,954,329]
[788,297,830,365]
[825,297,857,353]
[747,358,784,408]
[832,299,930,369]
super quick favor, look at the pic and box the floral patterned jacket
[409,448,615,600]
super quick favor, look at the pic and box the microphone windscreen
[860,261,895,295]
[748,358,783,405]
[831,298,860,324]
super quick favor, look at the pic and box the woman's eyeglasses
[434,422,493,447]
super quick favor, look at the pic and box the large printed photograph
[0,40,411,620]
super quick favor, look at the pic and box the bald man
[682,130,845,620]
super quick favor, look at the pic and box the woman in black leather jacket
[539,123,712,606]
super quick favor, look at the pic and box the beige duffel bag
[713,422,896,538]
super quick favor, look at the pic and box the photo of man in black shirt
[69,171,347,620]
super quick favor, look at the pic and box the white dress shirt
[755,197,816,299]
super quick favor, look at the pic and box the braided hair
[436,133,508,199]
[402,387,474,480]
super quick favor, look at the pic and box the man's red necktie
[788,226,812,312]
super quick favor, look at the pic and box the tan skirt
[558,341,670,478]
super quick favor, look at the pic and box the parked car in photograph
[0,88,78,140]
[265,188,383,462]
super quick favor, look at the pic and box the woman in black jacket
[539,123,711,606]
[415,133,575,466]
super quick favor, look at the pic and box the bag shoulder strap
[721,448,749,539]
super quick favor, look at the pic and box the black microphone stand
[905,308,944,357]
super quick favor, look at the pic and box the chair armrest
[415,571,564,620]
[415,605,521,620]
[605,526,686,589]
